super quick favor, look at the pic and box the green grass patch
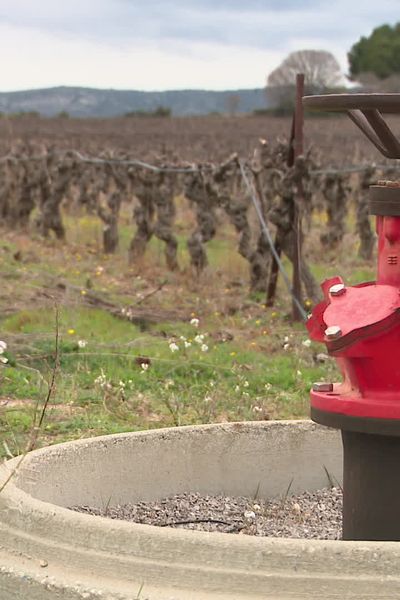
[0,302,337,458]
[0,214,349,460]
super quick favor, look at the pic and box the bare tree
[268,50,342,89]
[267,50,343,110]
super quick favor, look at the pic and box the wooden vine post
[265,73,304,320]
[291,73,304,321]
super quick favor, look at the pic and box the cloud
[0,22,282,91]
[1,0,397,48]
[0,0,399,90]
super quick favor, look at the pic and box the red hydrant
[303,93,400,540]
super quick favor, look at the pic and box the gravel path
[71,487,342,540]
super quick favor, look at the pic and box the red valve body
[308,212,400,421]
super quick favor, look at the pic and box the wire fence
[239,160,308,320]
[1,148,399,176]
[1,146,398,312]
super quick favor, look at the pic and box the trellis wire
[239,160,308,321]
[0,149,398,176]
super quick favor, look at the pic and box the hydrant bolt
[329,283,346,296]
[312,382,334,392]
[324,325,342,340]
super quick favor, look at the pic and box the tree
[348,23,400,80]
[268,50,342,91]
[267,50,342,112]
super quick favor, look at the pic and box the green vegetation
[124,106,171,118]
[55,111,70,119]
[0,105,383,464]
[1,208,368,460]
[8,111,41,119]
[349,23,400,79]
[1,301,334,458]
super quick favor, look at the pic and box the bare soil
[2,113,396,164]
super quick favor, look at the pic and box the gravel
[71,486,342,540]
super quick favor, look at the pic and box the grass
[0,209,367,459]
[1,303,336,457]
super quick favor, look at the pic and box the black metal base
[311,406,400,436]
[312,407,400,540]
[342,430,400,541]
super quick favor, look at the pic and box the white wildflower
[302,339,312,348]
[0,341,7,351]
[283,343,290,351]
[201,344,209,352]
[94,369,109,389]
[252,405,262,413]
[78,339,87,348]
[141,363,149,371]
[0,356,8,364]
[190,318,200,328]
[184,341,192,348]
[235,385,240,392]
[284,336,290,343]
[194,334,205,344]
[169,342,179,353]
[243,380,249,388]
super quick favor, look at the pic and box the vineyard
[1,114,399,294]
[0,113,399,457]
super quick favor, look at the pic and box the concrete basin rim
[5,419,318,467]
[0,419,398,558]
[2,480,400,554]
[3,420,400,599]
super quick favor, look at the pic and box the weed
[0,224,341,458]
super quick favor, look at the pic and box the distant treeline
[124,106,171,118]
[0,105,343,120]
[0,107,173,119]
[0,110,69,119]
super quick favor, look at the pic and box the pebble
[71,486,342,540]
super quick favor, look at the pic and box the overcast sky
[1,0,398,92]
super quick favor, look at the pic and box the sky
[0,0,398,92]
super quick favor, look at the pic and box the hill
[0,86,270,117]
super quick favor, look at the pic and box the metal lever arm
[347,109,400,159]
[303,94,400,159]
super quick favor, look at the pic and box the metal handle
[303,94,400,159]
